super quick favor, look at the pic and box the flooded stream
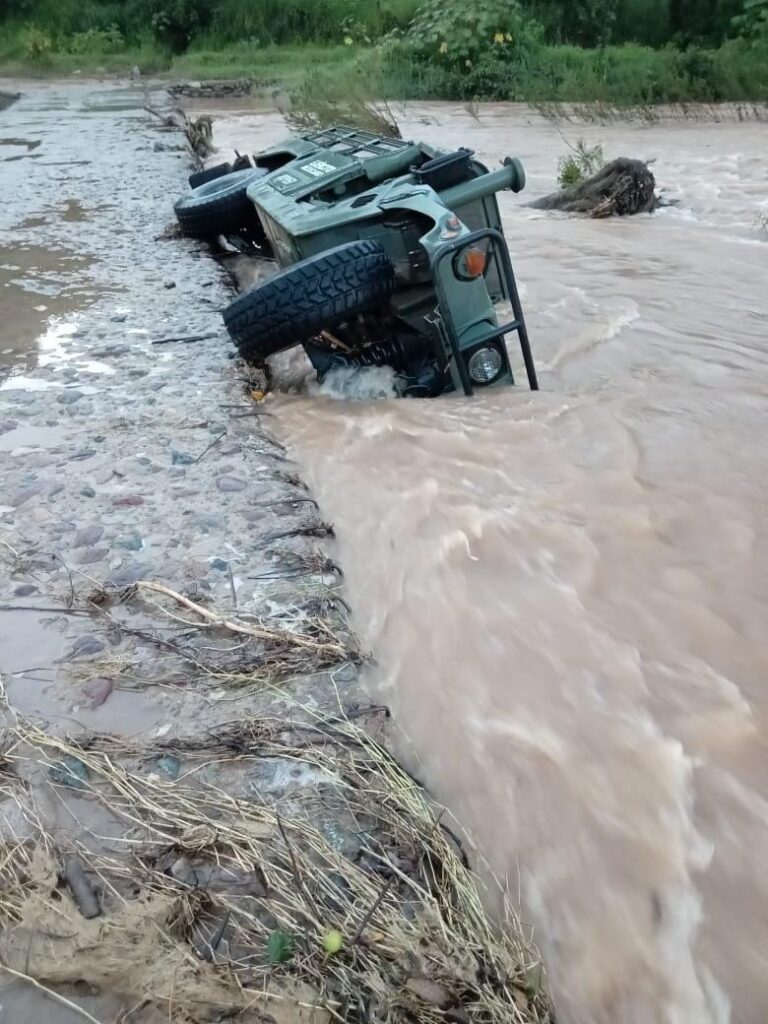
[203,103,768,1024]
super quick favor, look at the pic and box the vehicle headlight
[467,345,504,384]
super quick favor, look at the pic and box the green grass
[0,27,360,85]
[171,42,360,87]
[1,19,766,109]
[376,39,768,105]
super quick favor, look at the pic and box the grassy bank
[2,0,768,107]
[377,39,768,105]
[0,31,360,87]
[2,39,767,109]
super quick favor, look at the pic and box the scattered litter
[47,755,89,789]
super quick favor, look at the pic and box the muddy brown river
[200,103,768,1024]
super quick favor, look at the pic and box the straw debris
[0,707,552,1023]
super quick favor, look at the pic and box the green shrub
[65,25,125,53]
[398,0,543,68]
[19,26,54,61]
[557,138,604,185]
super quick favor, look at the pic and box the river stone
[115,533,143,551]
[11,486,42,507]
[191,513,221,533]
[23,453,56,468]
[109,562,151,586]
[68,636,106,659]
[57,393,83,406]
[80,485,96,497]
[83,677,113,708]
[216,475,246,492]
[113,494,144,507]
[171,450,195,465]
[13,584,37,596]
[73,525,104,548]
[76,547,109,565]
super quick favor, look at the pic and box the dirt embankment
[0,83,549,1024]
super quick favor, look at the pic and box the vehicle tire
[223,240,395,361]
[174,168,266,239]
[188,162,233,189]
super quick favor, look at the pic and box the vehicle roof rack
[304,125,411,159]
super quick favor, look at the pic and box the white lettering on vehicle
[302,160,336,178]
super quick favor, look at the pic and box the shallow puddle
[0,244,98,379]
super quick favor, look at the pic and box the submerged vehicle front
[174,126,538,397]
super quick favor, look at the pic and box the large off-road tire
[174,168,266,239]
[223,240,395,361]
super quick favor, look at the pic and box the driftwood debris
[529,158,657,217]
[61,854,101,919]
[168,79,253,100]
[144,104,214,164]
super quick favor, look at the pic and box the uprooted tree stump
[529,158,657,217]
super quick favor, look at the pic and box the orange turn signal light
[462,247,487,278]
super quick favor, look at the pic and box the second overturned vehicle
[174,125,538,398]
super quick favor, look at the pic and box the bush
[731,0,768,39]
[398,0,543,68]
[19,26,54,61]
[557,138,604,186]
[65,25,124,53]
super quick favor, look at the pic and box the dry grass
[282,68,401,138]
[71,573,362,689]
[0,560,550,1023]
[0,702,551,1024]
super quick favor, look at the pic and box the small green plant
[557,137,604,186]
[20,26,53,62]
[66,25,125,55]
[340,14,371,46]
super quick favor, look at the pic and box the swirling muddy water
[206,104,768,1023]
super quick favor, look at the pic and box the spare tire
[174,168,266,239]
[188,162,233,189]
[223,240,395,362]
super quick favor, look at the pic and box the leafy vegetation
[1,0,767,105]
[557,138,605,186]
